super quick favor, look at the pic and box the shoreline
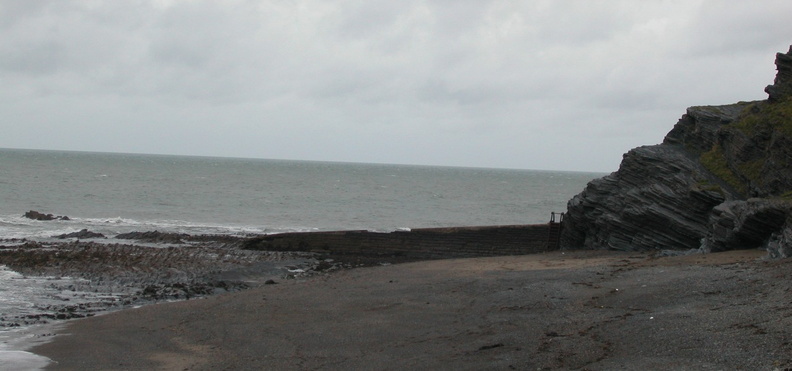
[28,248,792,370]
[0,322,62,371]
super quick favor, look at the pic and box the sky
[2,1,791,172]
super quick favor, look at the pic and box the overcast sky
[2,1,791,172]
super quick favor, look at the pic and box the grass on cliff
[700,145,745,194]
[734,96,792,137]
[736,159,765,183]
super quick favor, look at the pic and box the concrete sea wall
[243,224,555,262]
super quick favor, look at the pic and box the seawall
[243,224,556,263]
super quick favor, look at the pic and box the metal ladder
[547,212,564,250]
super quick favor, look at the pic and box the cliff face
[562,46,792,258]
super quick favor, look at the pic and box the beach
[29,248,792,370]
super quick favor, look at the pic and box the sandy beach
[30,249,792,370]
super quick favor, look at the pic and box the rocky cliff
[562,46,792,258]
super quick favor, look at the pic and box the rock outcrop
[54,229,106,239]
[765,45,792,102]
[562,143,740,251]
[115,230,190,244]
[562,46,792,255]
[767,221,792,258]
[702,199,789,254]
[24,210,70,221]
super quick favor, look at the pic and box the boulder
[24,210,70,221]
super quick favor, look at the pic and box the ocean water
[0,148,603,241]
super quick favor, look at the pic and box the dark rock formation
[767,222,792,258]
[765,45,792,102]
[671,102,792,198]
[702,199,790,253]
[562,46,792,255]
[664,103,750,153]
[115,230,189,244]
[563,144,739,250]
[24,210,70,221]
[54,229,106,239]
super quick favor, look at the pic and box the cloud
[1,0,791,171]
[681,1,792,56]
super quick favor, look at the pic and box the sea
[0,147,603,367]
[0,148,603,240]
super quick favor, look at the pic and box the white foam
[0,266,86,315]
[0,350,51,370]
[0,324,60,371]
[1,212,336,242]
[0,213,282,241]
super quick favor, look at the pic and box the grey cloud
[333,1,415,40]
[0,41,62,75]
[682,1,792,57]
[2,0,792,172]
[0,0,56,29]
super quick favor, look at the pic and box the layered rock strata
[766,45,792,102]
[703,199,790,257]
[562,142,739,251]
[562,47,792,255]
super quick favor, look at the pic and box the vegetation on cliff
[735,96,792,137]
[699,144,745,194]
[697,96,792,197]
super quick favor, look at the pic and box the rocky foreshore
[0,231,351,329]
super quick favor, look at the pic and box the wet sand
[33,249,792,370]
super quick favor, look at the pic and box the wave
[0,214,320,241]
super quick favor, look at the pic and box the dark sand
[33,250,792,370]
